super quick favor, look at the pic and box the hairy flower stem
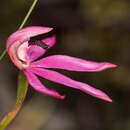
[0,0,38,61]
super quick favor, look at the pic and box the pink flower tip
[109,63,117,68]
[59,95,66,100]
[103,96,112,102]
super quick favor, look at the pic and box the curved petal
[29,67,112,102]
[27,45,46,62]
[31,55,117,72]
[24,69,65,99]
[27,35,56,62]
[7,26,53,51]
[42,35,56,47]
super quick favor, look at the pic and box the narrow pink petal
[29,67,112,102]
[42,35,56,47]
[7,26,53,51]
[27,45,46,62]
[24,69,65,99]
[31,55,117,72]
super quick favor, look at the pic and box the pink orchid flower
[6,26,117,102]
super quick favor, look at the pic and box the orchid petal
[26,35,56,62]
[29,67,112,102]
[31,55,117,72]
[24,69,65,99]
[7,26,53,51]
[42,35,56,47]
[27,45,46,62]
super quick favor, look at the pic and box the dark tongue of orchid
[28,29,55,50]
[29,40,50,50]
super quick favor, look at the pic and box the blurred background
[0,0,130,130]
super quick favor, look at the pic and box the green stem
[0,0,39,129]
[18,0,38,30]
[0,50,6,61]
[0,0,38,61]
[0,72,28,130]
